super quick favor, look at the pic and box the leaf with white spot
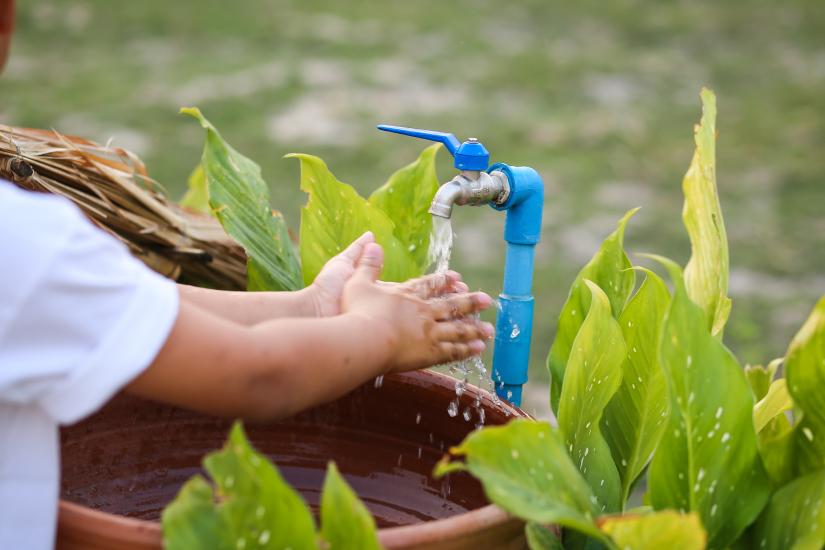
[603,268,671,508]
[434,419,610,546]
[368,144,440,272]
[321,462,381,550]
[785,295,825,477]
[600,510,706,550]
[558,280,625,513]
[682,88,731,337]
[647,256,770,550]
[289,153,419,285]
[746,469,825,550]
[162,422,318,550]
[547,208,638,415]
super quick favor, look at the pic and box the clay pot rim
[58,370,528,546]
[58,497,518,546]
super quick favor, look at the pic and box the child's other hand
[309,232,376,317]
[342,242,494,373]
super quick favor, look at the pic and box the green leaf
[179,164,212,215]
[368,144,440,272]
[647,256,770,550]
[785,295,825,476]
[603,268,672,508]
[753,378,793,433]
[434,419,610,545]
[744,359,782,401]
[289,153,419,285]
[682,88,731,337]
[757,420,795,488]
[320,462,381,550]
[162,476,232,550]
[747,469,825,550]
[525,523,564,550]
[162,422,318,550]
[599,511,706,550]
[558,280,626,514]
[182,107,302,291]
[547,208,638,415]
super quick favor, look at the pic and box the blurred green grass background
[3,0,824,417]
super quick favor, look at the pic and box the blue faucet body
[488,163,544,405]
[376,125,544,406]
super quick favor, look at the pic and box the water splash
[428,218,501,426]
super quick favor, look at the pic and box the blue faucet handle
[377,124,490,171]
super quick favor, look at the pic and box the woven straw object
[0,124,247,289]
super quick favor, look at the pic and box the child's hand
[309,232,470,317]
[342,242,494,373]
[308,232,376,317]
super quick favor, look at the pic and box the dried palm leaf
[0,124,247,289]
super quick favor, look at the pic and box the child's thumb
[354,242,384,282]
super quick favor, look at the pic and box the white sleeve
[0,182,179,424]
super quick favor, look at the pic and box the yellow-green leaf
[434,419,609,545]
[321,462,381,550]
[785,295,825,476]
[558,280,625,514]
[182,107,302,291]
[647,256,770,550]
[289,153,419,285]
[753,378,793,433]
[547,208,638,414]
[368,144,440,272]
[162,422,318,550]
[600,511,706,550]
[747,469,825,550]
[744,359,783,401]
[179,164,211,215]
[682,88,731,337]
[603,268,672,507]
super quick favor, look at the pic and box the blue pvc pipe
[489,164,544,406]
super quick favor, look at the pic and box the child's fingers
[337,231,375,264]
[352,242,384,283]
[432,319,494,342]
[404,272,452,298]
[431,292,492,320]
[436,340,486,363]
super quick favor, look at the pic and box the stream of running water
[428,217,504,428]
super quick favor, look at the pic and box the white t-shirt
[0,181,179,548]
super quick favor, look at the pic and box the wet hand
[308,231,376,317]
[342,242,494,373]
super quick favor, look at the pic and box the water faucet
[377,124,544,406]
[377,125,510,219]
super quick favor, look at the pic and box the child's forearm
[177,283,320,325]
[126,298,388,421]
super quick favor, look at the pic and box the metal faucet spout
[428,181,463,219]
[428,171,510,219]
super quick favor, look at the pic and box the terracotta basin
[58,370,530,549]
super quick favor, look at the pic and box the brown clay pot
[58,370,530,549]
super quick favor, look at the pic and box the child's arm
[126,242,493,421]
[177,232,469,324]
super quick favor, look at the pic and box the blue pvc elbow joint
[488,163,544,406]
